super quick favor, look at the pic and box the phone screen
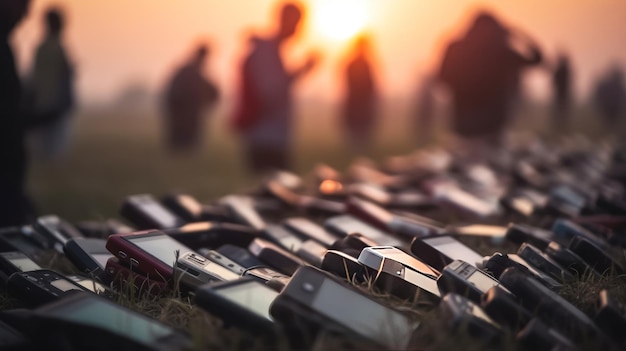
[92,253,114,270]
[7,256,41,272]
[46,297,174,344]
[467,271,499,292]
[311,278,414,348]
[140,202,181,228]
[127,235,191,268]
[214,282,278,321]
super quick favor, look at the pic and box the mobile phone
[104,257,168,294]
[270,266,416,349]
[480,286,532,331]
[0,226,47,258]
[505,224,553,251]
[594,289,626,344]
[120,194,186,230]
[6,269,93,307]
[295,240,326,268]
[437,260,508,304]
[410,235,483,271]
[515,318,576,351]
[321,249,367,281]
[568,236,625,274]
[262,224,303,252]
[214,244,265,270]
[0,251,41,276]
[330,233,380,255]
[74,219,135,238]
[174,251,240,290]
[3,291,191,351]
[324,215,406,247]
[201,249,247,275]
[242,267,290,291]
[283,218,340,248]
[481,253,561,291]
[163,221,260,251]
[348,183,432,208]
[347,197,440,238]
[105,230,195,282]
[357,246,440,298]
[219,195,267,231]
[160,193,205,222]
[517,243,575,282]
[33,215,84,253]
[429,183,501,218]
[445,224,508,238]
[544,241,597,277]
[67,275,112,296]
[63,238,112,278]
[266,180,346,215]
[248,238,302,275]
[439,293,501,344]
[551,219,610,251]
[195,278,279,335]
[498,267,603,343]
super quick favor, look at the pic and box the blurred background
[8,0,626,221]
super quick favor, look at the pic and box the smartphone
[201,249,247,275]
[320,250,367,283]
[33,215,84,253]
[270,266,416,350]
[214,244,265,270]
[517,243,574,283]
[505,224,553,251]
[283,217,340,248]
[160,193,205,222]
[439,293,502,343]
[194,278,279,335]
[481,253,561,291]
[6,269,93,307]
[63,238,112,278]
[543,241,596,277]
[429,183,501,218]
[437,260,508,304]
[174,251,240,290]
[8,291,191,351]
[219,195,267,231]
[357,246,440,299]
[0,226,47,258]
[243,267,290,291]
[568,236,625,274]
[410,235,483,271]
[120,194,186,230]
[163,221,260,251]
[248,238,302,275]
[481,286,532,331]
[324,215,406,247]
[105,230,195,282]
[262,224,303,252]
[295,239,327,268]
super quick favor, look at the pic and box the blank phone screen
[311,278,413,348]
[215,282,278,321]
[128,235,191,268]
[47,298,173,344]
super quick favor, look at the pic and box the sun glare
[312,0,368,41]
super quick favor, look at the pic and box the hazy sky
[10,0,626,104]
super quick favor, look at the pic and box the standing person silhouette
[342,34,378,156]
[438,11,542,159]
[0,0,32,226]
[163,44,219,152]
[29,6,75,160]
[552,53,572,134]
[232,2,318,173]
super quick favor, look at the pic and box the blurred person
[28,6,75,160]
[231,1,318,173]
[593,65,626,134]
[163,44,219,152]
[552,53,572,134]
[438,11,542,160]
[342,34,378,156]
[0,0,33,226]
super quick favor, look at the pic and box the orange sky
[10,0,626,104]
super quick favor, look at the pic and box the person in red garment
[232,2,318,173]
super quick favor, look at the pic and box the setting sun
[312,0,368,41]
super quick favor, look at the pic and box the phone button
[118,251,127,259]
[130,258,139,266]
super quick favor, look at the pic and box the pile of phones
[2,140,626,350]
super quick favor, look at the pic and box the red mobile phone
[105,257,168,293]
[105,230,194,282]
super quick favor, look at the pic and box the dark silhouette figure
[0,0,32,227]
[29,7,75,159]
[439,11,542,147]
[593,66,626,132]
[231,2,318,173]
[343,34,378,155]
[552,53,572,133]
[163,44,219,152]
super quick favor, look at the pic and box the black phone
[437,260,507,304]
[270,266,417,350]
[6,269,93,307]
[439,293,502,344]
[194,278,279,335]
[63,238,112,279]
[33,215,84,253]
[120,194,186,230]
[517,243,574,283]
[163,221,260,251]
[248,238,302,275]
[324,215,406,247]
[283,217,340,248]
[0,251,42,287]
[410,235,483,271]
